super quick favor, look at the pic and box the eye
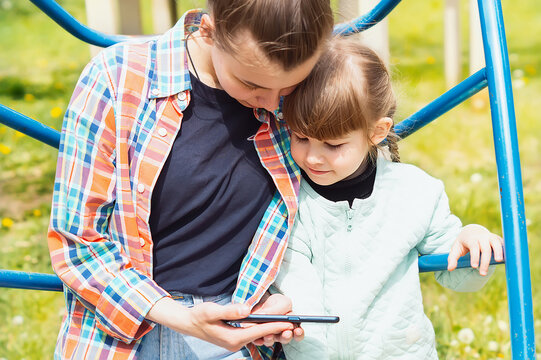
[292,133,308,142]
[240,80,258,91]
[325,142,343,150]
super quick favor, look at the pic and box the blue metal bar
[418,253,503,273]
[0,270,63,292]
[0,253,502,292]
[333,0,402,36]
[478,0,536,358]
[29,0,127,47]
[395,69,488,139]
[0,103,60,149]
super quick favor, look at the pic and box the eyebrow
[239,78,269,90]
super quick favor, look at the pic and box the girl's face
[290,130,372,186]
[210,31,320,112]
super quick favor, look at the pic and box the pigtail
[386,125,401,163]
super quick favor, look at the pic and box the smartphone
[234,314,339,324]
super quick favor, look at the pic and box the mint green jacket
[273,157,494,360]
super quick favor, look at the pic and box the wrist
[147,296,193,334]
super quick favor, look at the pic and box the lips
[307,168,330,176]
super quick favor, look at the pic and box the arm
[271,217,329,360]
[48,55,169,343]
[416,181,502,292]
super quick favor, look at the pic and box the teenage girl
[48,1,333,359]
[273,37,504,359]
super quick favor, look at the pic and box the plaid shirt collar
[148,9,204,100]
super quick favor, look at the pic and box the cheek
[290,142,304,163]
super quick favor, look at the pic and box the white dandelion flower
[457,328,475,344]
[12,315,24,325]
[488,341,499,352]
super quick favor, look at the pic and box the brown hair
[207,0,334,70]
[283,37,400,162]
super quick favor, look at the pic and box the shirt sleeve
[416,180,495,292]
[48,53,169,344]
[271,213,329,360]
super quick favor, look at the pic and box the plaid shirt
[48,10,299,359]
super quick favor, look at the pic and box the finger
[214,303,251,321]
[478,238,492,276]
[253,294,292,315]
[293,326,304,341]
[263,334,276,347]
[275,329,293,344]
[469,241,480,269]
[238,322,294,345]
[492,236,504,262]
[447,243,462,271]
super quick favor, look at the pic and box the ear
[199,14,215,45]
[370,117,393,145]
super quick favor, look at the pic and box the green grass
[1,0,540,359]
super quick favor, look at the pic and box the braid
[386,125,401,163]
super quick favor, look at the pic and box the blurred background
[0,0,539,359]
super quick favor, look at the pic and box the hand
[447,224,504,276]
[147,297,294,352]
[251,293,304,347]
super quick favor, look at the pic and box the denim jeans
[138,292,252,360]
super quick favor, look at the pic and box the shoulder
[377,158,445,196]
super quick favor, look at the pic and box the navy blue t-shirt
[149,73,276,296]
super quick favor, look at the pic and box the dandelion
[33,209,42,217]
[526,218,532,227]
[488,341,499,352]
[457,328,475,344]
[1,217,14,229]
[450,339,459,347]
[464,345,472,353]
[525,64,536,76]
[15,131,25,138]
[426,56,436,65]
[1,0,12,10]
[512,69,524,78]
[50,107,63,118]
[0,143,12,155]
[12,315,24,325]
[484,315,494,325]
[24,93,35,102]
[37,58,48,69]
[497,320,509,332]
[472,98,486,110]
[513,78,525,89]
[470,173,483,183]
[24,255,31,262]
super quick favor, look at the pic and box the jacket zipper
[340,209,354,359]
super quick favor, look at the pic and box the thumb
[215,303,251,321]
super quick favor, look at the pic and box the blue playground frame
[0,0,535,358]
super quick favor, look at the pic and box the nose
[256,89,281,112]
[305,147,323,166]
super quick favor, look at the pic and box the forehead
[220,30,320,90]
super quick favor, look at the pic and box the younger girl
[273,38,504,359]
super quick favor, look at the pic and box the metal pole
[477,0,536,358]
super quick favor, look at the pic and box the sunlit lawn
[0,0,539,359]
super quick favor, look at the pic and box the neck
[341,157,371,182]
[186,31,221,89]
